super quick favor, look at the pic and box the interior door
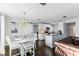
[68,23,75,36]
[33,24,38,33]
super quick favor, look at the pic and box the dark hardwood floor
[35,40,55,56]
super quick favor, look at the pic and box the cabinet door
[45,36,53,48]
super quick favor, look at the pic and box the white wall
[53,24,58,33]
[58,21,64,34]
[5,16,10,35]
[18,22,33,35]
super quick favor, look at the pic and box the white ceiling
[0,3,79,23]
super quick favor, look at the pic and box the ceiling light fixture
[24,12,26,21]
[23,12,33,24]
[63,16,67,18]
[23,12,29,23]
[40,3,47,6]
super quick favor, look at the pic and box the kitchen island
[45,34,66,48]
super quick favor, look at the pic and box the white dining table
[15,38,26,43]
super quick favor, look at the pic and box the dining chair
[22,35,36,56]
[5,34,22,56]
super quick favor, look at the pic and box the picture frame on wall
[11,21,18,33]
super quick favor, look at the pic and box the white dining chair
[22,35,36,56]
[5,34,22,56]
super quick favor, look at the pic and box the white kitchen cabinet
[45,35,53,48]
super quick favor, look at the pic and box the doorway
[67,22,75,36]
